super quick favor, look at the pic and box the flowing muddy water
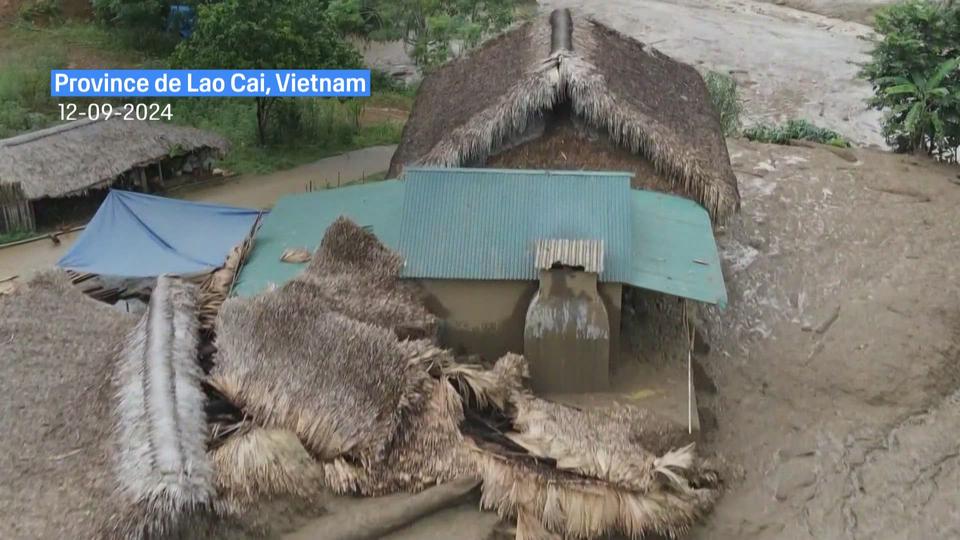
[0,145,396,282]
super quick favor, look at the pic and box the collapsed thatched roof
[106,276,217,539]
[212,219,441,457]
[0,117,228,201]
[0,271,135,540]
[388,9,740,222]
[211,218,722,538]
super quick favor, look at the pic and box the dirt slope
[694,139,960,539]
[540,0,883,147]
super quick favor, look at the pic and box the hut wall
[32,187,110,231]
[0,201,35,234]
[483,110,688,199]
[418,278,621,371]
[0,184,36,233]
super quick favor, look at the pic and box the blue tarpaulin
[58,190,260,277]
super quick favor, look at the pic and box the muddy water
[0,145,395,282]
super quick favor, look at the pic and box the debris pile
[0,218,722,539]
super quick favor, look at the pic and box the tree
[329,0,520,69]
[171,0,361,145]
[862,0,960,160]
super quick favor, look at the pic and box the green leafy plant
[743,119,850,147]
[862,0,960,160]
[704,71,742,137]
[881,57,960,154]
[172,0,362,145]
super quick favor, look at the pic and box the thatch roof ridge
[388,9,740,222]
[106,276,216,538]
[0,117,229,200]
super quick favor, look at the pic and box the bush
[18,0,64,24]
[704,71,742,136]
[862,0,960,160]
[743,119,851,147]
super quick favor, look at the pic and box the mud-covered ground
[754,0,896,25]
[539,0,883,147]
[694,140,960,539]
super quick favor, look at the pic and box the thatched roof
[0,271,135,539]
[0,117,228,201]
[388,9,740,222]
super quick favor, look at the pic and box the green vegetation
[704,71,742,136]
[0,1,416,175]
[743,119,851,148]
[327,0,527,69]
[0,229,36,245]
[173,98,403,174]
[18,0,64,25]
[862,0,960,161]
[171,0,362,145]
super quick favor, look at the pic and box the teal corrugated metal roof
[398,168,633,282]
[231,170,727,306]
[629,190,727,306]
[231,180,404,297]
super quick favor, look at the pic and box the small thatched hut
[0,117,228,233]
[388,8,740,223]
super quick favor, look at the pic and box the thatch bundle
[0,117,228,201]
[212,427,325,507]
[105,276,217,539]
[388,9,740,222]
[197,237,253,333]
[291,217,438,340]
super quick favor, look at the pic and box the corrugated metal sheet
[398,168,633,282]
[232,168,728,307]
[629,190,727,306]
[534,239,604,273]
[232,180,405,297]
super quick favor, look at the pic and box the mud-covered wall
[524,269,612,392]
[482,105,689,200]
[418,278,622,370]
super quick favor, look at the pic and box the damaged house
[0,8,739,540]
[234,7,737,401]
[0,117,227,234]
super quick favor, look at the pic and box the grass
[743,119,851,148]
[171,96,407,175]
[0,229,37,245]
[704,71,742,136]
